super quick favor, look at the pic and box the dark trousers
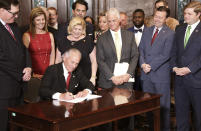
[0,98,22,131]
[175,83,201,131]
[142,80,170,131]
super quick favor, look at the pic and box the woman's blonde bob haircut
[68,16,86,36]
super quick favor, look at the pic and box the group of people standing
[0,0,201,131]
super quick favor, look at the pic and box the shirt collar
[188,20,200,30]
[154,25,163,33]
[110,28,121,34]
[0,18,6,26]
[62,63,69,74]
[134,25,144,30]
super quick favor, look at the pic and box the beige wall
[86,0,155,28]
[111,0,155,27]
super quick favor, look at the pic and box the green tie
[184,26,191,48]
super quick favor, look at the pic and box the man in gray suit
[139,7,175,131]
[96,8,139,90]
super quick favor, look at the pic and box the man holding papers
[96,8,139,89]
[39,48,95,101]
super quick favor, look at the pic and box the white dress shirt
[134,25,144,47]
[110,28,123,47]
[185,20,200,41]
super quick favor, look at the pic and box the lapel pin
[75,84,78,88]
[195,29,199,32]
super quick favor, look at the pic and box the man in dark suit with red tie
[171,1,201,130]
[0,0,32,130]
[39,48,95,101]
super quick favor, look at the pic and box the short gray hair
[62,48,82,59]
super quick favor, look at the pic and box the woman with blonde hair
[55,16,97,85]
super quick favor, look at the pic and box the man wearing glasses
[0,0,32,130]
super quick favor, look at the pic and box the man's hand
[22,67,32,81]
[141,63,151,74]
[90,76,96,86]
[60,92,74,100]
[33,73,43,80]
[111,76,124,85]
[74,89,89,98]
[173,67,191,76]
[120,73,130,83]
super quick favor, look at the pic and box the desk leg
[153,109,160,131]
[112,121,118,131]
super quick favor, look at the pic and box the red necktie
[66,72,71,90]
[151,28,158,45]
[5,24,16,41]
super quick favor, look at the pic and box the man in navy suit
[139,7,174,130]
[171,1,201,130]
[0,0,32,130]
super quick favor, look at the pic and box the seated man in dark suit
[39,48,95,100]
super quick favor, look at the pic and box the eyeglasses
[7,10,19,17]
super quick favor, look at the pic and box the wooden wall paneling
[57,0,68,23]
[166,0,177,18]
[92,0,98,24]
[86,0,92,17]
[18,0,32,26]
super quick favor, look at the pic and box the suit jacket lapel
[185,22,201,50]
[146,26,154,50]
[179,25,186,52]
[121,29,126,60]
[10,24,20,43]
[68,71,76,92]
[106,30,118,60]
[57,63,67,91]
[0,22,13,40]
[152,25,165,46]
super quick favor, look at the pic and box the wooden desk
[8,87,161,131]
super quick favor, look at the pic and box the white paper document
[62,94,102,103]
[113,62,135,82]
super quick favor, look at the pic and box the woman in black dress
[55,17,97,86]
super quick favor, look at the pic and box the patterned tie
[151,28,158,45]
[184,26,191,48]
[114,32,122,62]
[5,24,16,41]
[66,72,71,90]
